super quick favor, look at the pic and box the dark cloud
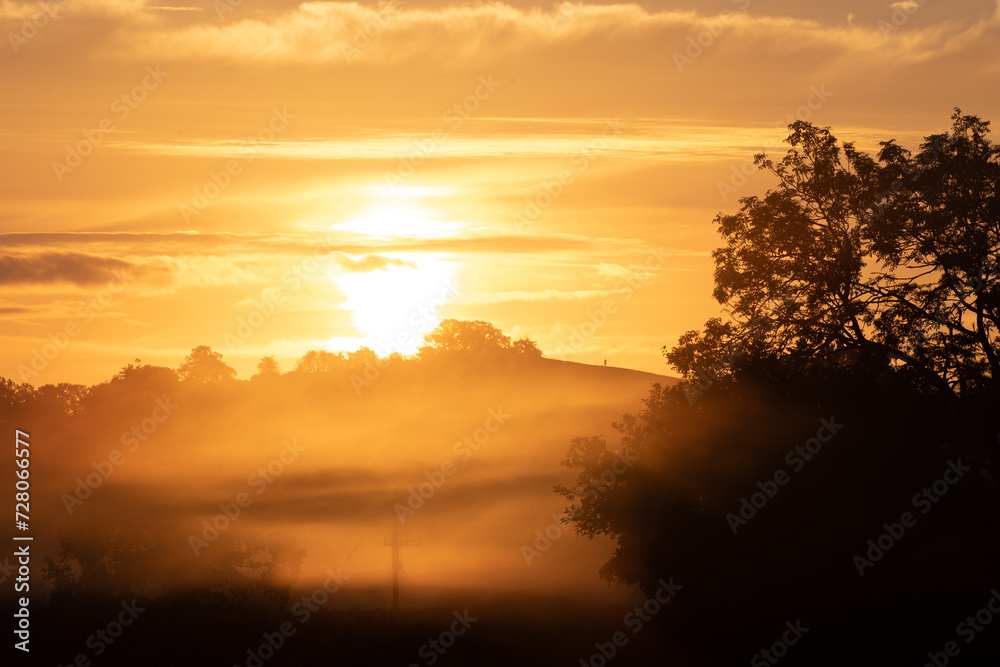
[333,254,417,272]
[0,231,607,257]
[0,251,139,286]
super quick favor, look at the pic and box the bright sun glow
[332,254,458,355]
[334,205,465,239]
[327,203,463,354]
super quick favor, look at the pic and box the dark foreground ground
[10,593,682,667]
[6,586,1000,667]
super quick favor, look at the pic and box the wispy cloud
[3,0,998,69]
[0,231,628,258]
[469,289,613,304]
[0,251,139,286]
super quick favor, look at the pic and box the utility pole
[385,524,420,610]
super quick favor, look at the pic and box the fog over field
[3,0,1000,664]
[30,353,673,602]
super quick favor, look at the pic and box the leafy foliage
[669,110,999,399]
[561,111,1000,661]
[178,346,237,384]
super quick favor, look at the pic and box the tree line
[556,109,999,664]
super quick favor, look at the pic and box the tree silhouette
[254,355,280,378]
[178,346,237,383]
[203,535,305,607]
[294,349,346,373]
[560,111,1000,662]
[418,319,512,357]
[512,337,543,358]
[347,346,380,369]
[0,377,34,427]
[82,361,179,418]
[31,382,86,416]
[43,522,159,605]
[670,110,998,401]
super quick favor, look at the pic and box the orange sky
[2,0,1000,383]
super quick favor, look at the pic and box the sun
[334,205,464,239]
[328,202,462,355]
[332,254,458,355]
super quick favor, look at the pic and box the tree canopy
[668,109,999,401]
[559,111,1000,661]
[178,345,237,384]
[254,355,280,377]
[293,349,347,373]
[418,319,513,356]
[418,318,542,360]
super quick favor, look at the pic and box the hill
[10,355,679,611]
